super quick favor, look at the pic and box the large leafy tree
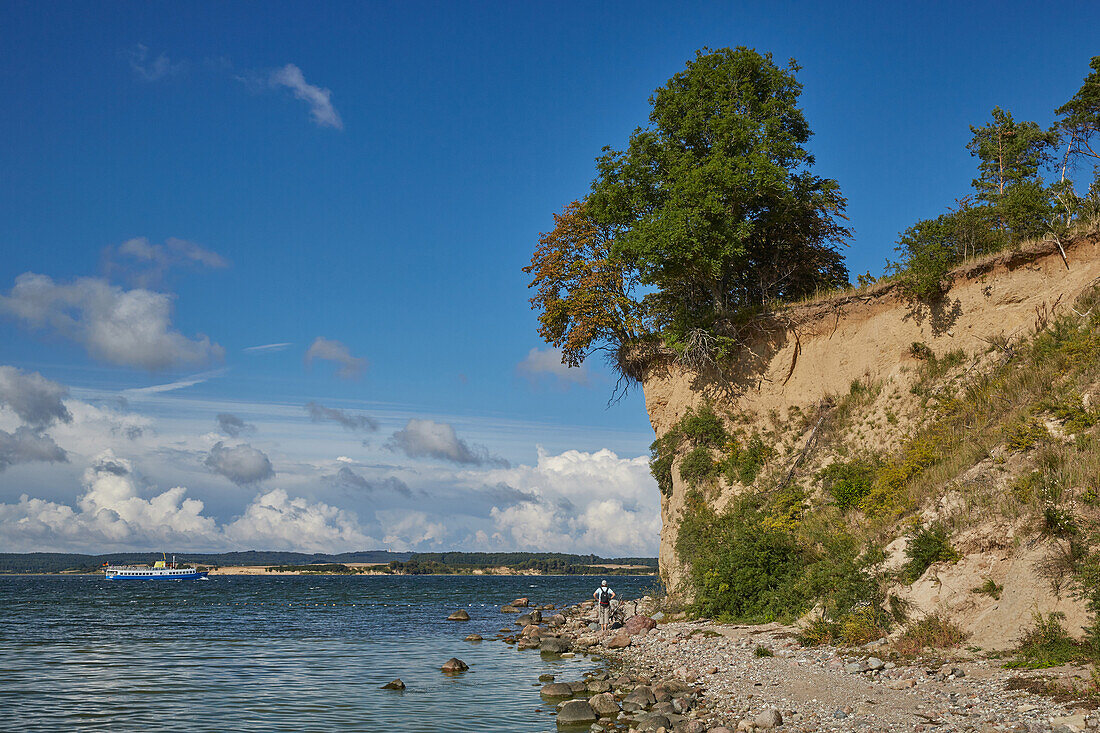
[523,200,647,368]
[1055,55,1100,180]
[586,47,851,344]
[967,106,1057,241]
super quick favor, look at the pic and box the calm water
[0,574,657,732]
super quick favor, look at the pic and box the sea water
[0,573,658,731]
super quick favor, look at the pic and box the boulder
[638,714,672,730]
[540,637,571,654]
[500,605,517,613]
[586,678,612,694]
[540,682,575,698]
[555,700,597,726]
[605,633,631,649]
[464,634,482,641]
[521,624,542,638]
[380,678,405,690]
[588,692,621,718]
[867,656,885,671]
[539,673,555,682]
[529,609,543,623]
[516,613,534,626]
[624,615,657,635]
[511,597,530,607]
[677,722,706,733]
[623,685,656,710]
[440,657,468,672]
[447,609,470,621]
[755,708,783,729]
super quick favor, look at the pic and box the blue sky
[1,1,1097,554]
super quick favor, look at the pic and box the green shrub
[1007,612,1091,668]
[650,405,732,495]
[971,577,1003,600]
[819,458,878,511]
[753,645,774,657]
[679,446,718,485]
[903,522,959,582]
[894,613,969,654]
[1005,417,1049,452]
[724,432,773,486]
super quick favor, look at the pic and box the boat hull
[105,570,209,580]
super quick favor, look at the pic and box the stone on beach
[380,678,405,690]
[555,699,597,726]
[605,632,631,648]
[447,609,470,621]
[540,637,571,654]
[755,708,783,729]
[588,692,621,717]
[623,614,658,635]
[440,657,468,672]
[540,682,575,698]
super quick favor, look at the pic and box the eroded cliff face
[641,235,1100,642]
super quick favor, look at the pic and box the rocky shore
[485,596,1098,733]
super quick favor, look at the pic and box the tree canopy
[526,47,851,374]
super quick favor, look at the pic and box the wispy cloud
[518,347,590,386]
[122,369,226,396]
[102,237,228,288]
[306,401,378,432]
[243,342,291,354]
[305,337,366,379]
[125,44,185,82]
[270,64,343,130]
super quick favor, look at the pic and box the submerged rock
[440,657,468,672]
[555,699,597,726]
[447,609,470,621]
[464,634,482,641]
[380,678,405,690]
[540,682,574,698]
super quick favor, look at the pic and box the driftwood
[778,404,830,490]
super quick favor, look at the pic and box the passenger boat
[104,554,208,580]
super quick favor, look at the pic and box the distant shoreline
[2,566,658,578]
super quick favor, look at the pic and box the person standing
[593,579,615,633]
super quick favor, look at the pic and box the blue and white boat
[104,555,208,580]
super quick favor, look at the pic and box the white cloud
[102,237,228,288]
[387,418,508,467]
[304,337,366,379]
[484,448,659,556]
[270,64,343,130]
[204,442,275,485]
[225,489,375,552]
[0,451,379,553]
[122,370,224,396]
[125,44,185,81]
[0,273,224,370]
[518,347,590,386]
[0,366,72,428]
[377,510,446,551]
[243,342,291,353]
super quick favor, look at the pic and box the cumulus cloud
[0,451,218,551]
[270,64,343,129]
[204,442,274,485]
[225,489,373,552]
[484,448,659,556]
[0,451,378,552]
[102,237,228,288]
[377,510,446,551]
[304,337,366,379]
[125,44,185,81]
[216,413,255,438]
[0,366,72,429]
[330,466,411,496]
[305,401,378,432]
[517,347,590,386]
[0,427,67,471]
[386,418,508,467]
[0,273,224,370]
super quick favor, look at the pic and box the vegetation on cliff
[525,47,851,381]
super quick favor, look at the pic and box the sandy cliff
[641,234,1100,646]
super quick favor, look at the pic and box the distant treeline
[387,553,657,575]
[0,550,412,574]
[0,550,657,575]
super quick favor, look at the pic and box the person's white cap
[601,579,607,586]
